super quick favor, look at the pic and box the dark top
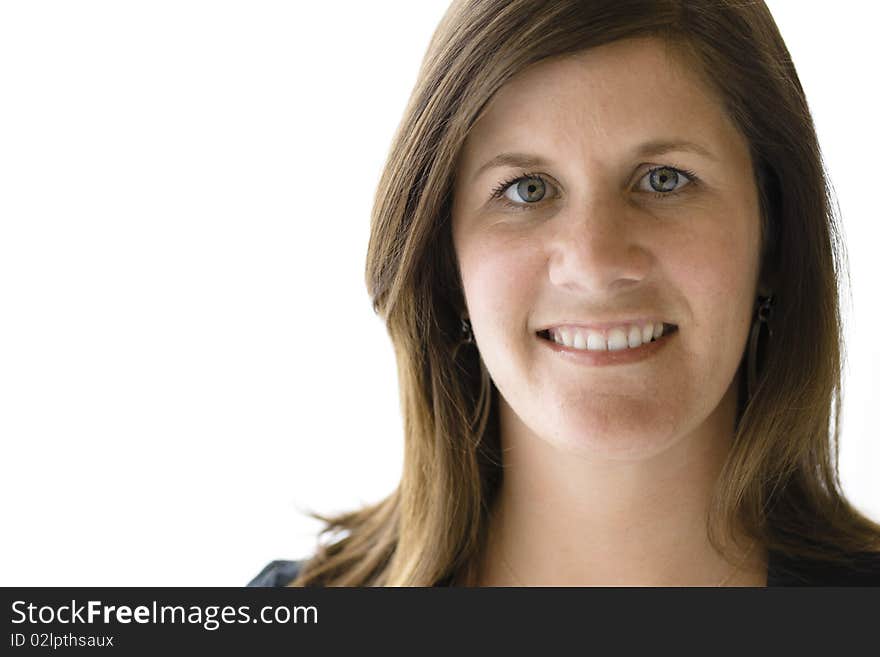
[247,548,880,587]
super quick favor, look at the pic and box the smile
[536,324,679,366]
[540,322,677,351]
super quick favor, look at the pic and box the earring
[746,292,775,399]
[460,317,474,345]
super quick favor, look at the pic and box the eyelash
[488,166,701,212]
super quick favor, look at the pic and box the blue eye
[489,165,700,211]
[489,171,553,210]
[639,166,697,198]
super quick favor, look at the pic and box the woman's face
[451,37,763,461]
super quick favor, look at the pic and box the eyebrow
[470,139,717,184]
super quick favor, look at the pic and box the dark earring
[746,293,775,399]
[460,317,474,345]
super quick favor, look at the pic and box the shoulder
[767,548,880,586]
[247,559,305,587]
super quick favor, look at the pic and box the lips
[536,322,678,365]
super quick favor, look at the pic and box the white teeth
[559,327,573,347]
[546,321,674,352]
[586,331,606,351]
[606,328,628,351]
[627,325,643,348]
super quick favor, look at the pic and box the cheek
[458,232,540,329]
[668,217,759,363]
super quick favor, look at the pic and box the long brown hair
[288,0,880,586]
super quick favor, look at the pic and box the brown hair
[288,0,880,586]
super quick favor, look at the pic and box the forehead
[459,37,741,173]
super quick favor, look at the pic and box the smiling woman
[450,36,775,586]
[250,0,880,586]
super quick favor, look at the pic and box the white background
[0,1,877,586]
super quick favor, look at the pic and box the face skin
[451,37,769,585]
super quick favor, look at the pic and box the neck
[477,382,767,587]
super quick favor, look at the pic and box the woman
[250,0,880,586]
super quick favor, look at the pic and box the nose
[547,197,652,294]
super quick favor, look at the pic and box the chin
[543,405,682,461]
